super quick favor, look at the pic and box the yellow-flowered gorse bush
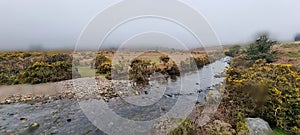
[0,52,80,85]
[224,59,300,134]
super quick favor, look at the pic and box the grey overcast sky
[0,0,299,50]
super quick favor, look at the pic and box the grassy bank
[170,36,299,135]
[219,37,299,134]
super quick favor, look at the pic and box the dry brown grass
[273,42,300,68]
[75,50,211,65]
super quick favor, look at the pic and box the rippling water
[107,56,230,120]
[0,57,230,135]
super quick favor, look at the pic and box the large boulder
[246,118,272,135]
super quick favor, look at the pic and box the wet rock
[7,113,14,116]
[246,118,272,135]
[198,89,203,93]
[214,73,224,78]
[5,100,12,104]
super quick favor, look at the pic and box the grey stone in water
[246,118,272,135]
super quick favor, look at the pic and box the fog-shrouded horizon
[0,0,300,51]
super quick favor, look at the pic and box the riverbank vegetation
[94,52,211,85]
[0,49,217,86]
[223,59,299,134]
[2,40,297,134]
[170,35,300,135]
[0,52,80,85]
[211,35,299,134]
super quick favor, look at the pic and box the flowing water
[0,57,230,135]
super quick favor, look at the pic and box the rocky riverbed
[0,99,106,135]
[0,57,230,135]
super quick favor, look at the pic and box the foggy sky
[0,0,300,50]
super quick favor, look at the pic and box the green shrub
[129,58,152,85]
[43,53,71,64]
[169,119,202,135]
[0,52,80,85]
[246,35,277,62]
[166,62,180,76]
[93,53,111,69]
[224,59,300,134]
[20,61,73,84]
[96,61,112,74]
[236,120,249,135]
[179,56,209,72]
[0,73,12,85]
[159,55,170,65]
[225,45,242,57]
[193,55,210,68]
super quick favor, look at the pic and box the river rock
[246,118,272,135]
